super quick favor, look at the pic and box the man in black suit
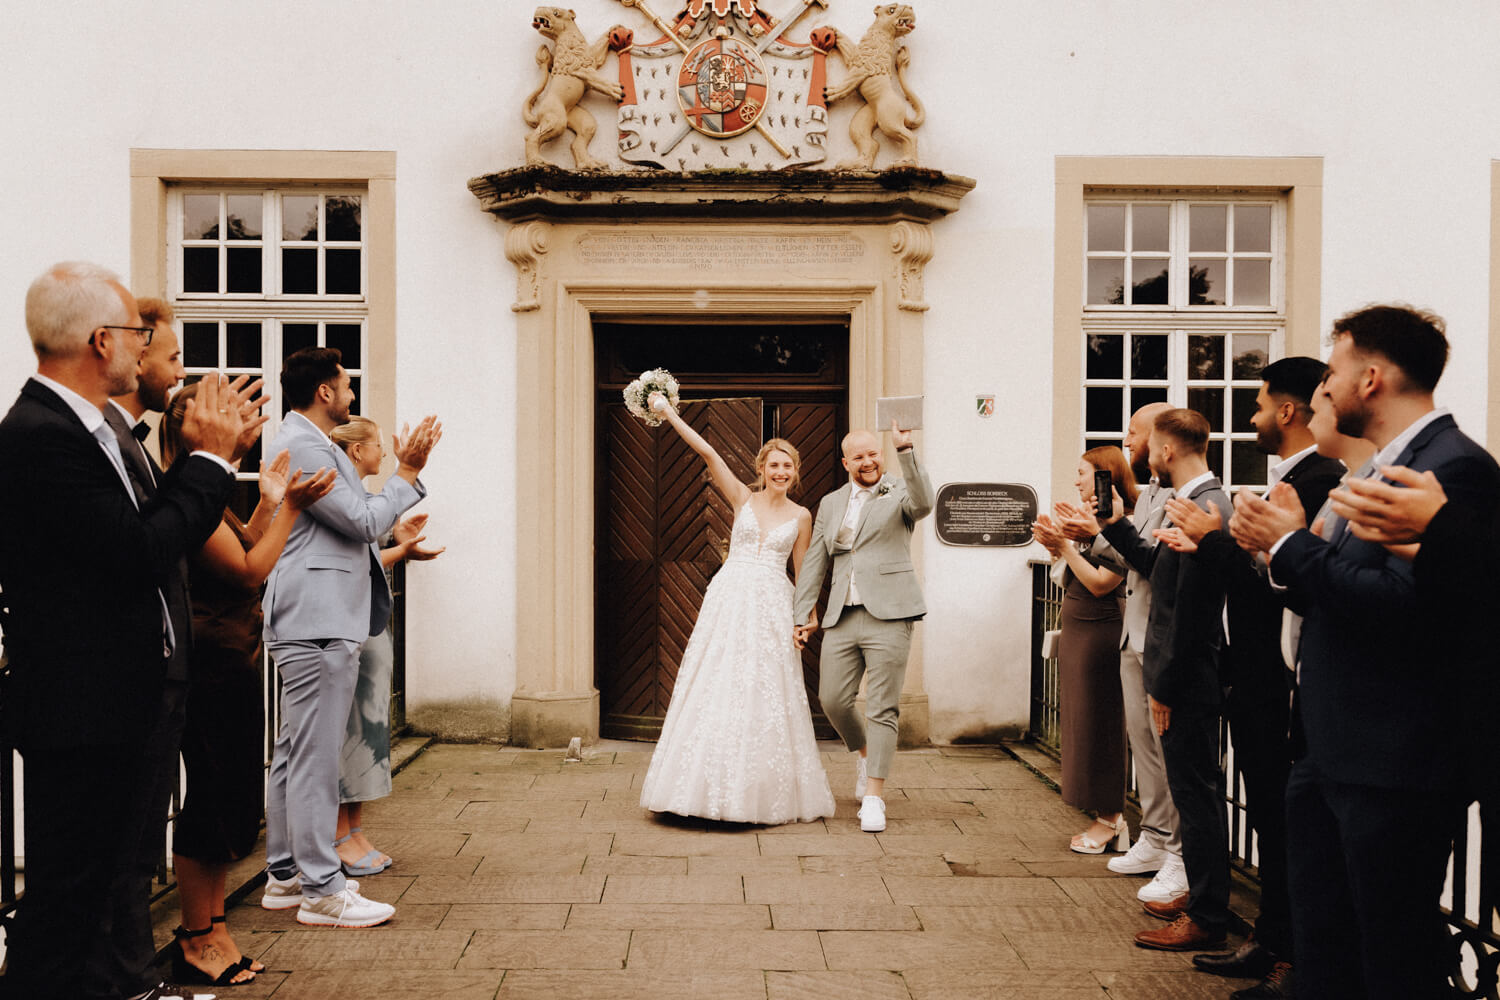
[1230,304,1500,1000]
[0,263,244,1000]
[1157,358,1345,997]
[1093,408,1234,952]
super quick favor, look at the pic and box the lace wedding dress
[640,502,835,824]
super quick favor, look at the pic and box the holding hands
[792,613,818,651]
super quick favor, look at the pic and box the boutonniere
[876,481,894,497]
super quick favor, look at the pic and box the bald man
[793,421,932,833]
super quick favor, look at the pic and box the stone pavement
[195,742,1263,999]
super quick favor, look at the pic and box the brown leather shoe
[1142,892,1190,921]
[1135,914,1228,951]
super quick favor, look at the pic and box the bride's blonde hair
[754,437,801,495]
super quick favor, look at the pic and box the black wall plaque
[934,483,1038,547]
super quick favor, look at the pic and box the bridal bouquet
[623,368,680,426]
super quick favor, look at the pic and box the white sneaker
[1137,853,1188,903]
[858,795,886,833]
[297,886,395,928]
[262,871,358,909]
[854,755,869,799]
[1109,836,1169,875]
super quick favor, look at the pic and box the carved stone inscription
[578,230,866,271]
[935,483,1039,547]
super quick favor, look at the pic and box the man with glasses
[0,262,246,1000]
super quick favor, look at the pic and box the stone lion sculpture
[816,4,925,170]
[523,7,625,170]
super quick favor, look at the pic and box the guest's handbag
[1041,629,1062,660]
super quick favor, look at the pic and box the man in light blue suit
[259,347,440,928]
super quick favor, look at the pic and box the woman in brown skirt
[1033,446,1139,854]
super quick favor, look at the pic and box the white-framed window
[1081,196,1286,490]
[169,187,368,512]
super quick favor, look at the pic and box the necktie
[94,414,175,657]
[102,406,155,502]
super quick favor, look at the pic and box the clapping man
[793,421,932,834]
[0,262,244,1000]
[1229,305,1500,999]
[259,347,440,928]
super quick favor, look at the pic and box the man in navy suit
[258,348,439,928]
[0,262,242,1000]
[1095,408,1234,952]
[1231,305,1500,1000]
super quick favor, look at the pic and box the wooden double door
[595,321,848,741]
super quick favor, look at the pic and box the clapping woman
[1032,446,1138,854]
[164,383,336,987]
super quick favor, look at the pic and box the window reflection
[183,195,219,241]
[1086,334,1124,380]
[1191,205,1226,252]
[282,196,319,241]
[1131,335,1168,380]
[1088,204,1125,251]
[1189,260,1224,305]
[1188,335,1223,379]
[1132,204,1169,252]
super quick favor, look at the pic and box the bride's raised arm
[650,392,751,509]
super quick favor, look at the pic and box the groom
[794,421,933,832]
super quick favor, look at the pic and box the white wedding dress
[639,502,835,824]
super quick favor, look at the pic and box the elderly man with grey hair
[0,262,246,1000]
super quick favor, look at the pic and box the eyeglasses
[98,325,155,346]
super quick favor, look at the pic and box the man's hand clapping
[178,374,245,463]
[226,374,271,464]
[1328,465,1446,545]
[1154,497,1222,554]
[393,415,442,485]
[1229,482,1306,555]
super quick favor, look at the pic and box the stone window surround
[1052,155,1324,502]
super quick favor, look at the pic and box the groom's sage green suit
[794,447,933,779]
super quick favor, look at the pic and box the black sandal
[170,925,256,986]
[210,915,265,973]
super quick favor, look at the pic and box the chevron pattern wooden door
[599,398,764,740]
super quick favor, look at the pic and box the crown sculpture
[522,2,922,172]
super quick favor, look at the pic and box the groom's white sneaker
[854,755,869,799]
[858,795,886,833]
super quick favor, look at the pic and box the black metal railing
[1028,561,1498,998]
[0,565,408,937]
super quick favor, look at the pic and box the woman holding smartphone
[1033,446,1138,854]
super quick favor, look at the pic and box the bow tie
[132,421,151,443]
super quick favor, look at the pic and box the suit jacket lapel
[827,483,854,549]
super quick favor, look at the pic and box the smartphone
[1094,469,1113,519]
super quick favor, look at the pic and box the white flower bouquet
[623,367,681,426]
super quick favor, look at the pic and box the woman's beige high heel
[1069,815,1129,855]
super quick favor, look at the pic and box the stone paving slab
[194,742,1256,998]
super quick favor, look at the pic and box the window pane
[1130,385,1168,411]
[1087,259,1123,305]
[1206,440,1223,480]
[226,247,262,294]
[1085,333,1123,379]
[325,196,362,241]
[1187,387,1224,431]
[182,195,220,240]
[1235,259,1271,305]
[1130,258,1169,305]
[239,436,262,476]
[326,324,362,368]
[182,246,218,293]
[282,248,317,293]
[348,376,361,416]
[1231,440,1268,487]
[1190,204,1226,252]
[282,323,317,357]
[1188,335,1224,379]
[1086,387,1124,433]
[1132,204,1169,252]
[282,195,319,241]
[1131,335,1168,380]
[325,249,361,295]
[226,322,262,368]
[1235,205,1271,253]
[1087,205,1125,251]
[1232,387,1260,431]
[1232,335,1271,378]
[225,195,262,239]
[1189,259,1225,305]
[182,322,219,368]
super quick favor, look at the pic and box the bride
[638,393,835,824]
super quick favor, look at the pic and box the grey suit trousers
[818,607,913,779]
[265,638,363,898]
[1120,646,1182,854]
